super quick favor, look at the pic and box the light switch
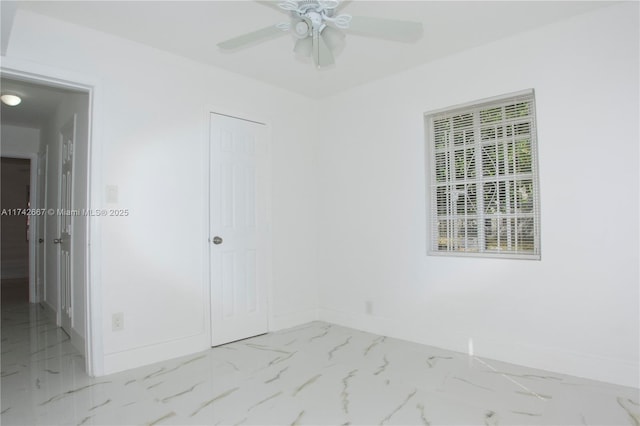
[106,185,118,203]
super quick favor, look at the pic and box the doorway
[0,71,94,372]
[0,157,31,304]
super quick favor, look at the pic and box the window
[425,90,540,259]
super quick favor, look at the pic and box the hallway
[0,278,29,305]
[2,298,639,425]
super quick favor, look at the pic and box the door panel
[36,148,48,303]
[58,116,75,334]
[210,113,270,346]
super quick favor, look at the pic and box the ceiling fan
[217,0,423,69]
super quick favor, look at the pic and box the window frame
[424,89,541,260]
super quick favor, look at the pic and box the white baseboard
[101,310,318,376]
[70,326,85,354]
[270,308,318,331]
[40,300,58,323]
[318,308,639,389]
[40,301,86,357]
[486,340,640,389]
[102,332,210,376]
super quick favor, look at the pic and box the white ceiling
[0,78,83,128]
[12,1,613,99]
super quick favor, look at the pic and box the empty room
[0,1,638,425]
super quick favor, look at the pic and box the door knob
[212,236,223,245]
[53,238,62,244]
[38,238,44,243]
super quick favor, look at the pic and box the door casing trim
[1,56,104,376]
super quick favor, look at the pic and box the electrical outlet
[365,300,373,315]
[112,312,124,331]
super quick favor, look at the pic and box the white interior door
[209,113,270,346]
[36,148,48,303]
[57,116,75,334]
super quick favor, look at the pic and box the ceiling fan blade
[333,0,352,14]
[254,1,289,14]
[346,16,423,42]
[313,32,335,68]
[217,24,288,50]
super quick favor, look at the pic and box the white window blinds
[425,90,541,259]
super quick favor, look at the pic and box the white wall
[6,9,320,374]
[316,3,639,388]
[1,124,40,156]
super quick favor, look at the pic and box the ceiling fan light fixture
[293,20,310,38]
[1,94,21,106]
[293,37,313,57]
[321,25,345,51]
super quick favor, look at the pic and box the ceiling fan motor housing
[305,12,324,30]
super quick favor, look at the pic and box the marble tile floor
[1,302,639,426]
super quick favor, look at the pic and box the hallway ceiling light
[1,94,22,106]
